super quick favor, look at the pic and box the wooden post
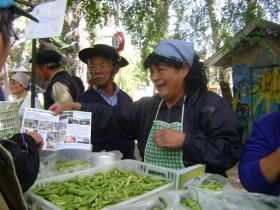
[31,39,36,108]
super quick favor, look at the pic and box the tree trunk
[245,0,260,23]
[205,0,233,106]
[205,0,221,50]
[218,67,233,108]
[2,65,11,100]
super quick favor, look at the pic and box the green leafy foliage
[8,0,280,92]
[121,0,171,81]
[173,0,279,57]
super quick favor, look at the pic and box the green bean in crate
[55,159,89,171]
[32,169,169,210]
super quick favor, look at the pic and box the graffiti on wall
[233,64,280,138]
[252,68,280,113]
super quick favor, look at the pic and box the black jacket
[0,133,39,210]
[81,90,243,176]
[77,87,135,159]
[0,134,39,192]
[44,71,81,109]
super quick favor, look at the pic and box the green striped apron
[144,97,186,169]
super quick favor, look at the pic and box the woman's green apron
[144,97,186,169]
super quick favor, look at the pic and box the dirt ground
[227,163,245,191]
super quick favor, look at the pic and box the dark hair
[46,63,61,70]
[144,53,183,69]
[0,8,14,47]
[33,50,62,70]
[143,53,208,95]
[186,54,208,95]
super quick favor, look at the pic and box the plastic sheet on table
[117,176,280,210]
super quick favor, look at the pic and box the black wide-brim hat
[30,49,62,65]
[78,44,129,68]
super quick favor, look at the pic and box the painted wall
[233,62,280,139]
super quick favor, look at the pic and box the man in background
[34,49,81,109]
[77,44,135,159]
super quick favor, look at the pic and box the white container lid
[92,151,122,167]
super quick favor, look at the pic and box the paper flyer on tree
[21,108,92,151]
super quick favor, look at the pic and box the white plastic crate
[25,159,179,210]
[0,101,20,139]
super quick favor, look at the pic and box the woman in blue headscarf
[50,38,243,176]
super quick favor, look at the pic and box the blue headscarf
[153,38,195,67]
[0,0,38,22]
[0,0,14,9]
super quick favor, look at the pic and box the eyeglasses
[10,29,19,47]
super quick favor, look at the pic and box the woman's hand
[154,128,185,149]
[26,131,44,152]
[49,102,81,115]
[259,147,280,184]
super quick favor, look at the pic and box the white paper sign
[25,0,67,40]
[21,108,92,151]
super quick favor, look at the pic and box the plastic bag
[38,150,123,179]
[184,173,280,210]
[175,189,276,210]
[159,189,224,210]
[184,173,233,192]
[116,176,280,210]
[221,188,280,210]
[38,149,93,179]
[106,194,168,210]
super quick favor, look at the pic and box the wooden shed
[205,20,280,138]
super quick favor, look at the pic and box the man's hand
[154,128,185,149]
[49,102,81,115]
[26,131,44,152]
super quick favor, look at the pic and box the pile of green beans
[32,169,169,210]
[199,180,225,191]
[55,160,88,171]
[181,197,202,210]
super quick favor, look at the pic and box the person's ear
[180,63,190,78]
[112,65,120,75]
[43,64,48,70]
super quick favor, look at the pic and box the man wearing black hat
[77,44,135,159]
[34,49,81,109]
[0,1,43,209]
